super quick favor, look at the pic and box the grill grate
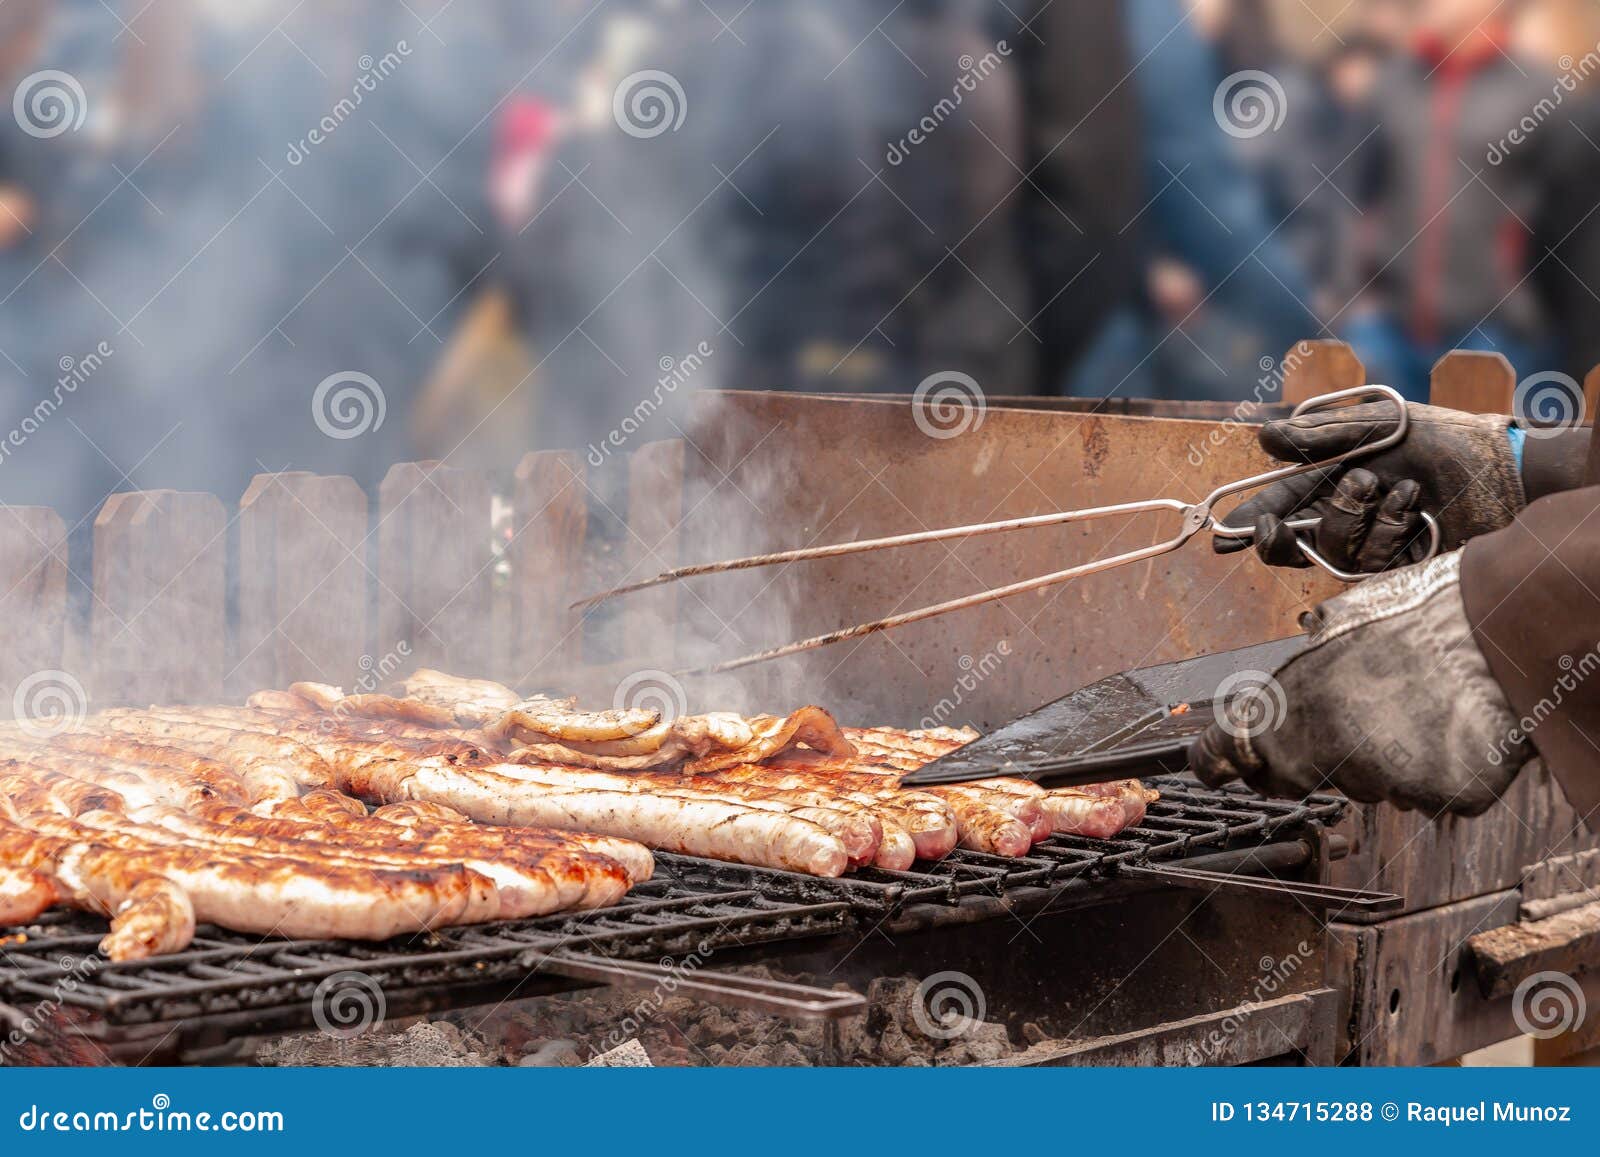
[0,776,1344,1044]
[654,778,1345,909]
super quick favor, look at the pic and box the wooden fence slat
[626,439,686,670]
[91,490,226,705]
[1429,349,1515,413]
[377,460,493,676]
[0,505,68,719]
[232,471,369,697]
[1280,340,1364,405]
[509,450,587,687]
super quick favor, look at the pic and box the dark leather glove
[1188,552,1535,815]
[1216,402,1526,573]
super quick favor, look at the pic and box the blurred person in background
[1516,0,1600,385]
[1333,0,1600,398]
[0,1,51,254]
[1060,0,1318,400]
[505,0,1049,465]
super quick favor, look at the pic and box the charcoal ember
[872,1020,921,1065]
[696,1007,741,1046]
[837,1011,870,1059]
[647,1041,693,1067]
[942,1021,1013,1064]
[866,975,921,1017]
[768,1040,813,1067]
[470,1008,543,1056]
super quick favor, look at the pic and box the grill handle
[1122,863,1403,913]
[533,951,866,1021]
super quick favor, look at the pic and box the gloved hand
[1187,551,1535,815]
[1215,402,1526,574]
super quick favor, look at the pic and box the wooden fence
[0,341,1590,716]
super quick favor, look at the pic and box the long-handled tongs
[577,385,1440,675]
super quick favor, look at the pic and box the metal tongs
[578,385,1440,675]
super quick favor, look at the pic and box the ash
[251,968,1028,1067]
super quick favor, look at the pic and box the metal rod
[1208,384,1409,537]
[677,528,1193,676]
[1120,863,1404,912]
[539,951,865,1020]
[574,498,1187,610]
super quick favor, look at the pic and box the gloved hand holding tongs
[579,385,1440,673]
[1191,397,1592,815]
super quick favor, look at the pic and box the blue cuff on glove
[1507,424,1526,474]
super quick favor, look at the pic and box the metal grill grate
[654,778,1346,909]
[0,776,1346,1046]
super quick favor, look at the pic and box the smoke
[0,1,1021,718]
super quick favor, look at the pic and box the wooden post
[509,450,587,686]
[1583,365,1600,425]
[0,506,69,719]
[377,460,494,676]
[233,471,369,697]
[626,439,687,670]
[1429,350,1516,414]
[91,490,226,705]
[1280,340,1365,405]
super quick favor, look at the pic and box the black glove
[1216,403,1525,574]
[1187,551,1535,815]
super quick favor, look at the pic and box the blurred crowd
[4,0,1600,525]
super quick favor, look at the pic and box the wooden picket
[1427,349,1515,413]
[0,506,68,719]
[1280,339,1365,404]
[377,460,495,677]
[91,490,226,706]
[232,471,369,697]
[508,449,588,682]
[625,439,687,670]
